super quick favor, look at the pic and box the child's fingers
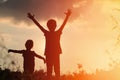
[8,49,10,53]
[27,13,31,16]
[67,9,72,14]
[64,9,72,16]
[44,59,46,63]
[28,13,34,17]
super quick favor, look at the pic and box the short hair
[47,19,56,27]
[25,39,33,49]
[47,19,57,31]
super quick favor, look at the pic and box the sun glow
[0,0,120,75]
[67,0,120,73]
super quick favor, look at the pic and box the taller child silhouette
[27,10,71,79]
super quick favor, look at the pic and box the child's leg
[23,71,32,80]
[46,55,53,78]
[54,54,60,78]
[46,62,52,77]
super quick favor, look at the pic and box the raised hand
[65,9,72,16]
[27,13,34,19]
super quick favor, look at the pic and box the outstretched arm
[27,13,46,33]
[8,49,23,54]
[58,9,72,32]
[35,53,46,63]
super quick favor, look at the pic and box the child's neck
[26,49,31,51]
[49,30,55,32]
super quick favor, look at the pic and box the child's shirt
[44,30,62,56]
[20,50,37,73]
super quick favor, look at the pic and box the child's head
[47,19,56,31]
[25,39,33,50]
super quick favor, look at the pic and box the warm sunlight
[0,0,120,80]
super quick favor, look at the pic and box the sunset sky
[0,0,120,74]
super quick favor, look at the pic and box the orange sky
[0,0,120,74]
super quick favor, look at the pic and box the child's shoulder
[30,50,36,54]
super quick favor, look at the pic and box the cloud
[0,0,8,3]
[0,34,8,51]
[0,0,93,24]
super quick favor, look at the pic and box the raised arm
[58,9,72,32]
[8,49,23,54]
[27,13,46,33]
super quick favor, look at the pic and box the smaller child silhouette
[8,39,45,80]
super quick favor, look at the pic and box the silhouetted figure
[27,10,71,79]
[8,39,46,80]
